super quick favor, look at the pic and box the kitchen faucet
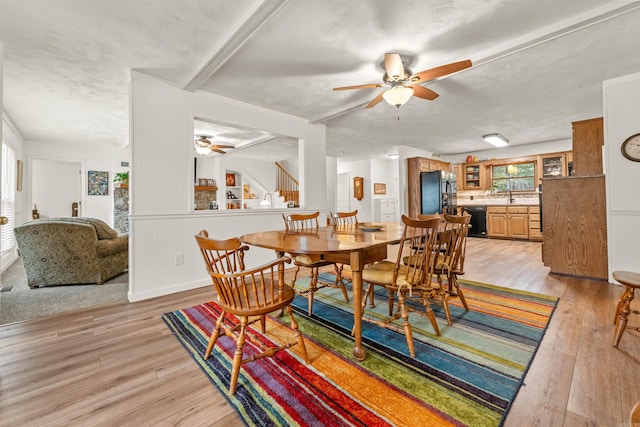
[506,189,515,204]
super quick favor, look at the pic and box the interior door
[337,172,350,212]
[32,159,82,218]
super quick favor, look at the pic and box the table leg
[350,251,366,361]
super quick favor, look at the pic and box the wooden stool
[612,271,640,347]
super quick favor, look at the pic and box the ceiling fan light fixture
[483,133,509,147]
[382,86,414,107]
[195,144,211,155]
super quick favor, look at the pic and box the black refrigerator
[420,170,457,215]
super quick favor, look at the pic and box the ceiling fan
[194,135,235,155]
[333,53,472,110]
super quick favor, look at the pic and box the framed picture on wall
[374,183,386,195]
[198,178,208,186]
[88,170,109,196]
[226,173,236,187]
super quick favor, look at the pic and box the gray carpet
[0,258,129,325]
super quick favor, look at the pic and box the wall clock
[353,177,363,200]
[621,133,640,162]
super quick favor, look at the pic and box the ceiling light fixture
[483,133,509,147]
[382,86,414,108]
[194,144,211,155]
[387,153,399,159]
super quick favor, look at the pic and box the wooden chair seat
[362,262,422,285]
[293,253,333,267]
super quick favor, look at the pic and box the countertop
[458,197,539,206]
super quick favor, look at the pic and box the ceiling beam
[182,0,289,92]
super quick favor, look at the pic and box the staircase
[275,162,299,206]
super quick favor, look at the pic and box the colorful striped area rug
[162,273,557,427]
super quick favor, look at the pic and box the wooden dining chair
[631,400,640,426]
[282,212,349,316]
[330,210,359,226]
[356,215,442,358]
[612,270,640,347]
[194,230,309,395]
[432,213,472,325]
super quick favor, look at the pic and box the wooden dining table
[240,222,405,361]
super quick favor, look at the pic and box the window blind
[1,142,16,253]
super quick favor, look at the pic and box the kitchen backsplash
[457,189,540,206]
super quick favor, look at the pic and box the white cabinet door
[374,199,397,222]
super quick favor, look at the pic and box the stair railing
[275,162,299,206]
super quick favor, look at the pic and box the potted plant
[114,171,129,187]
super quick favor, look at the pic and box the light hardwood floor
[1,238,638,426]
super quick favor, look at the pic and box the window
[1,142,16,255]
[492,162,535,192]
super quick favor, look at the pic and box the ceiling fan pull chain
[396,106,401,121]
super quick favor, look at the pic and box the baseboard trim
[127,279,209,302]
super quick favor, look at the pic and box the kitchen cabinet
[487,207,508,238]
[572,117,603,176]
[429,159,449,171]
[528,206,542,241]
[374,198,396,222]
[453,164,463,191]
[407,157,451,218]
[488,205,530,239]
[462,163,483,190]
[508,206,529,239]
[539,153,566,178]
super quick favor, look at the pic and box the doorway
[32,158,83,218]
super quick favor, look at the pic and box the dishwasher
[463,206,487,238]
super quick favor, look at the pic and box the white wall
[603,72,640,280]
[336,158,399,223]
[337,159,372,221]
[23,140,115,225]
[32,159,81,218]
[129,72,327,301]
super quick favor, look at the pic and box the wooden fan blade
[366,92,385,109]
[410,59,472,83]
[211,148,227,154]
[409,85,440,101]
[212,145,234,149]
[333,83,383,91]
[384,53,404,80]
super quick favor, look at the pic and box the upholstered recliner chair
[14,217,128,288]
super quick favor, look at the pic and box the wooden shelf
[194,186,218,191]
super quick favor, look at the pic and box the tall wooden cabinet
[407,157,451,218]
[541,175,607,280]
[572,117,603,176]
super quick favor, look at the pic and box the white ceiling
[2,0,640,161]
